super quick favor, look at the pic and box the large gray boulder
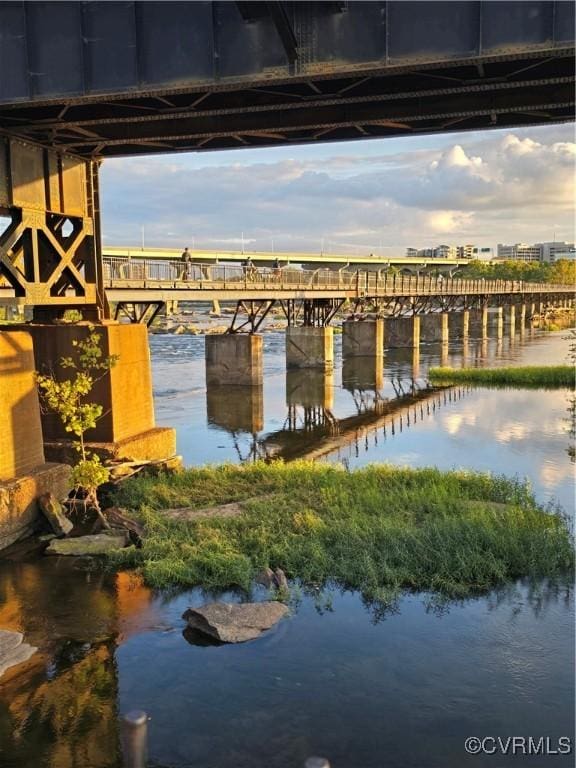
[45,531,128,556]
[0,630,37,679]
[182,601,289,643]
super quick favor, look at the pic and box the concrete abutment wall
[0,330,70,550]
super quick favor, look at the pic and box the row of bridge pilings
[0,296,571,551]
[205,300,573,385]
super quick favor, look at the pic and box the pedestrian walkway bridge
[102,255,570,303]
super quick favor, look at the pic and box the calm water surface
[0,328,573,767]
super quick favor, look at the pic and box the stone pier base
[447,311,469,340]
[469,308,488,338]
[342,319,383,357]
[286,327,334,369]
[384,316,420,348]
[507,305,516,336]
[205,333,263,385]
[494,307,504,338]
[14,322,177,463]
[420,313,449,343]
[44,428,177,465]
[0,330,71,551]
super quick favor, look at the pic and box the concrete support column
[21,323,176,463]
[420,312,449,344]
[286,327,334,369]
[165,300,179,316]
[507,305,516,336]
[206,333,263,385]
[447,311,469,340]
[342,319,384,358]
[519,304,526,331]
[384,316,420,348]
[494,307,504,339]
[0,330,71,550]
[470,307,488,339]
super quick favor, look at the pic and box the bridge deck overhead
[0,1,573,157]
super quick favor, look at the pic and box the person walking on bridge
[180,247,192,280]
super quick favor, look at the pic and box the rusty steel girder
[0,138,105,317]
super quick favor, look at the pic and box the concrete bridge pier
[447,310,469,340]
[420,313,449,344]
[518,304,527,336]
[384,316,420,348]
[469,308,488,339]
[206,333,263,385]
[21,323,176,464]
[494,307,504,339]
[165,300,179,316]
[342,319,384,358]
[507,305,516,336]
[0,330,71,550]
[286,327,334,369]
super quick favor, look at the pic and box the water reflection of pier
[206,362,469,464]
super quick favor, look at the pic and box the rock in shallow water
[182,602,289,643]
[0,630,37,679]
[45,532,128,556]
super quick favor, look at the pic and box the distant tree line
[456,258,575,284]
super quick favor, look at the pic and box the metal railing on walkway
[102,257,569,297]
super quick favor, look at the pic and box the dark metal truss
[1,51,573,159]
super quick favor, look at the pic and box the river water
[0,329,574,768]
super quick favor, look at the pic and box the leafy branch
[37,327,119,528]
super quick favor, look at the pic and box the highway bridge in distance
[103,246,469,272]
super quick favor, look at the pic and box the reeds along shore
[110,462,574,600]
[429,365,574,388]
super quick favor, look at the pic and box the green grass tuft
[110,462,574,600]
[429,365,574,388]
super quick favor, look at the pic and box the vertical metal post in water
[305,759,331,768]
[121,710,148,768]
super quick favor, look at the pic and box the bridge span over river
[0,1,574,551]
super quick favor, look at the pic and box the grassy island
[429,365,574,388]
[111,462,574,600]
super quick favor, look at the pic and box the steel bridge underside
[1,1,574,158]
[101,280,572,328]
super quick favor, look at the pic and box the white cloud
[100,124,575,253]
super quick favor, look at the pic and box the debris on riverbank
[429,365,574,388]
[109,462,575,600]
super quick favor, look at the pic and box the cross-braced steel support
[228,300,275,333]
[0,138,105,319]
[114,301,163,326]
